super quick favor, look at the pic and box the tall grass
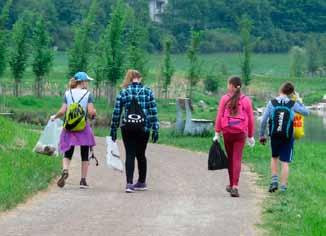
[0,117,61,211]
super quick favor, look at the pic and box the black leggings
[64,146,90,162]
[121,129,150,184]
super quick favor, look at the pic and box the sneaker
[125,183,135,193]
[57,169,69,188]
[80,178,89,189]
[230,188,240,197]
[226,185,231,193]
[134,182,148,191]
[269,182,279,193]
[280,185,287,192]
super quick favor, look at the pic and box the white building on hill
[149,0,168,22]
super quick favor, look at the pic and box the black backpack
[269,99,295,140]
[122,88,146,132]
[208,141,228,170]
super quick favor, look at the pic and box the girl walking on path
[110,69,159,193]
[214,76,255,197]
[259,82,309,193]
[51,72,96,189]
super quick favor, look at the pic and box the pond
[256,110,326,143]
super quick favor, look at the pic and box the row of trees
[1,0,325,53]
[0,0,53,97]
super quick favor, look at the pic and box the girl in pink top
[214,76,255,197]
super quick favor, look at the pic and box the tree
[187,31,202,99]
[320,36,326,70]
[32,16,53,97]
[68,0,98,76]
[125,8,148,77]
[289,46,306,78]
[305,36,320,76]
[161,38,174,98]
[239,15,253,86]
[0,0,13,78]
[102,0,127,104]
[204,69,219,94]
[9,18,29,97]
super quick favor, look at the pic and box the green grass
[0,117,61,211]
[157,128,326,236]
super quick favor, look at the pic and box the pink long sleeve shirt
[215,93,255,138]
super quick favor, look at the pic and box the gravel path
[0,137,264,236]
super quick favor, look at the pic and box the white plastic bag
[106,136,124,172]
[33,119,63,156]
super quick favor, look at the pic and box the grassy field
[0,117,61,211]
[157,128,326,236]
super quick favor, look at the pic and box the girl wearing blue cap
[51,72,96,189]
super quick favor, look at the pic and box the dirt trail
[0,137,264,236]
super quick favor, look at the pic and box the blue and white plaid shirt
[110,82,159,137]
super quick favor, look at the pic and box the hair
[227,76,242,116]
[280,82,295,95]
[121,69,141,88]
[69,78,78,89]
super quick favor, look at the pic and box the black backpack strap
[286,100,295,108]
[271,99,279,107]
[70,90,75,103]
[77,91,89,104]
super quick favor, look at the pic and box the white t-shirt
[63,89,93,112]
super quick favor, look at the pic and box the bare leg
[81,161,89,179]
[281,162,289,186]
[63,158,71,170]
[271,158,278,176]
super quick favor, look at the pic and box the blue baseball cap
[74,72,94,81]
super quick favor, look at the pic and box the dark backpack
[208,141,228,170]
[269,99,295,140]
[122,88,146,132]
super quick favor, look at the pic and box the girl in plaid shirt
[110,69,159,193]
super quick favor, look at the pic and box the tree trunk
[14,80,19,97]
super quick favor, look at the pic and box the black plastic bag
[208,141,228,170]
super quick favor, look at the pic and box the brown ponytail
[227,76,242,116]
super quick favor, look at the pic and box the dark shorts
[271,138,294,163]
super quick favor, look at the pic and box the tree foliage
[0,0,13,78]
[187,31,202,99]
[239,15,253,86]
[68,0,98,76]
[9,18,29,96]
[32,16,53,97]
[125,7,148,77]
[161,38,174,98]
[290,46,306,78]
[305,36,320,75]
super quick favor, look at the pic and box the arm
[87,94,96,118]
[215,96,226,133]
[53,103,67,119]
[148,90,159,132]
[293,102,310,116]
[259,102,272,137]
[87,103,96,118]
[246,98,255,138]
[109,92,123,139]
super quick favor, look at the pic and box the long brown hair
[227,76,242,116]
[121,69,141,88]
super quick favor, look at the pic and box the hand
[152,131,159,143]
[111,133,117,142]
[259,136,267,145]
[213,132,221,142]
[50,115,56,121]
[247,137,255,147]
